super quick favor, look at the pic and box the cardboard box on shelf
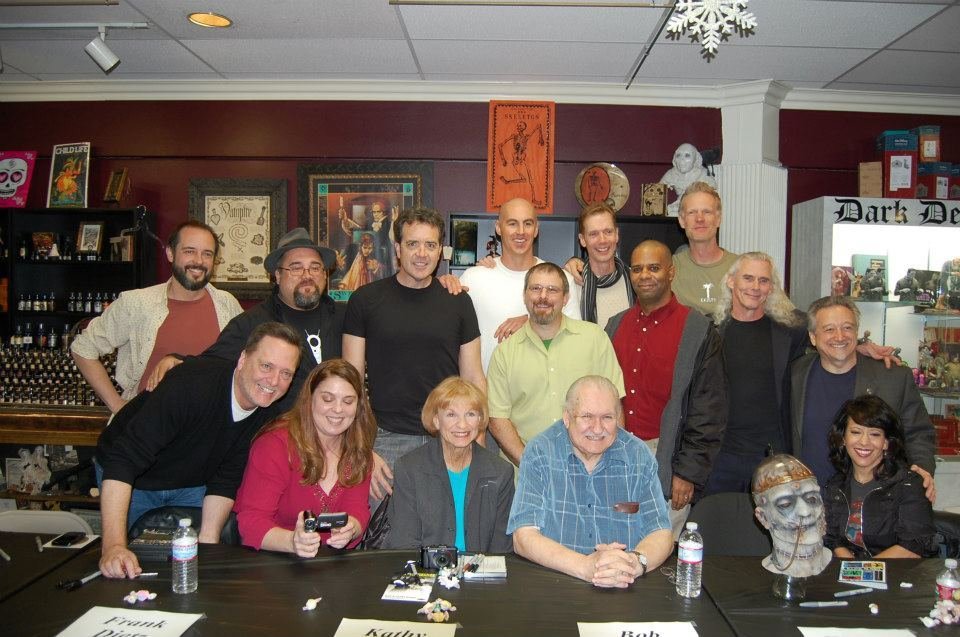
[911,125,941,162]
[876,130,918,198]
[858,161,882,197]
[917,162,951,199]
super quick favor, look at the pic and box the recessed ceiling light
[188,12,232,28]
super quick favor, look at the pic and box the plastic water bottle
[171,518,198,594]
[676,521,703,598]
[936,558,960,602]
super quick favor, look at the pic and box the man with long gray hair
[705,252,807,494]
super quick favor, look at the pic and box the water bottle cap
[178,518,192,527]
[686,522,698,531]
[947,559,958,569]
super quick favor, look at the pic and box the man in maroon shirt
[605,240,726,535]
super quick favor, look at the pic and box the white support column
[716,81,790,275]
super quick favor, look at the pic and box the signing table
[702,556,944,637]
[0,532,94,603]
[1,545,949,636]
[1,545,735,637]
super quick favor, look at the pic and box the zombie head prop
[752,454,831,578]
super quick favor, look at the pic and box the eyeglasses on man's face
[279,263,325,277]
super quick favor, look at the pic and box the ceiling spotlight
[188,12,232,28]
[84,26,119,73]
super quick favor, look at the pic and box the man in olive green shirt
[488,262,625,466]
[671,182,739,317]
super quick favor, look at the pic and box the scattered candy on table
[899,581,913,588]
[437,567,460,590]
[302,596,322,611]
[418,598,457,623]
[123,590,157,604]
[922,599,959,627]
[868,603,879,615]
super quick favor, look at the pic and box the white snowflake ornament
[666,0,758,55]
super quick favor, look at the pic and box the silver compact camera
[419,545,458,570]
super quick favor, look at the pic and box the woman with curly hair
[235,359,375,556]
[822,394,936,559]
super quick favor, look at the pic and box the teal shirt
[447,466,470,552]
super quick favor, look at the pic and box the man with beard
[72,220,241,413]
[145,228,345,412]
[487,262,624,466]
[606,240,726,536]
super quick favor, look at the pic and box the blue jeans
[371,427,431,510]
[95,460,207,529]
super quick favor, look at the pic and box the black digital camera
[302,510,348,533]
[419,545,458,570]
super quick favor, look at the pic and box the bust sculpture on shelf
[660,142,718,216]
[752,454,831,582]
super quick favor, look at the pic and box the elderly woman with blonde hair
[385,377,515,553]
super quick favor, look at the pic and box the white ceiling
[0,0,958,96]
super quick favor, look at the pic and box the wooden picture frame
[188,178,287,300]
[76,221,104,255]
[297,161,433,301]
[103,168,129,203]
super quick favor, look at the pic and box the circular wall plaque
[574,162,630,212]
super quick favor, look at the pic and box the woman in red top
[235,359,375,556]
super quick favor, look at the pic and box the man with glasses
[607,240,726,536]
[343,208,484,498]
[487,262,624,466]
[671,181,739,316]
[508,375,672,587]
[146,227,345,411]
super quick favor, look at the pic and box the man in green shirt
[671,181,739,317]
[487,262,625,466]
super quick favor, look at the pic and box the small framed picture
[77,221,104,254]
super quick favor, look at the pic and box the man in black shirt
[97,323,301,579]
[343,208,484,499]
[706,252,808,494]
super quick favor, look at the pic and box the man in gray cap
[149,227,345,408]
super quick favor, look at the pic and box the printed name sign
[333,617,456,637]
[56,607,204,637]
[577,621,699,637]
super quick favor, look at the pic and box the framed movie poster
[487,101,555,214]
[297,161,433,301]
[47,142,91,208]
[188,178,287,300]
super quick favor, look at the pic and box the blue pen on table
[799,601,848,608]
[834,587,874,598]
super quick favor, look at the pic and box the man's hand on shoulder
[564,257,585,286]
[145,355,184,391]
[911,464,936,503]
[437,274,467,295]
[100,544,142,579]
[477,255,496,269]
[856,340,902,369]
[494,315,528,343]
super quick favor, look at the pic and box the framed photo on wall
[297,161,433,301]
[188,178,287,300]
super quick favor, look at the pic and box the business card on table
[380,582,434,603]
[838,560,888,590]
